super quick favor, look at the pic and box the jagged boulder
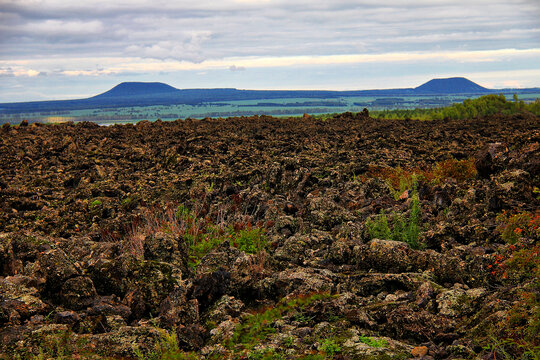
[257,267,336,298]
[354,239,468,285]
[0,279,50,325]
[60,276,97,310]
[36,248,80,294]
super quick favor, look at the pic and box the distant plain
[2,92,540,126]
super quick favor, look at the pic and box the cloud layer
[0,0,539,101]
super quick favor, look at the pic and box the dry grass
[122,203,200,259]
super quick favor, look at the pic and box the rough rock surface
[0,113,539,359]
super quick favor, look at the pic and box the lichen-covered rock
[159,285,199,328]
[91,326,163,358]
[176,323,208,350]
[87,296,131,320]
[142,232,189,272]
[274,235,309,265]
[363,239,411,271]
[54,310,80,326]
[105,315,127,332]
[86,256,133,296]
[415,281,436,308]
[339,272,427,298]
[257,267,335,298]
[327,236,360,265]
[342,329,412,358]
[354,239,468,284]
[274,230,332,266]
[411,345,429,357]
[191,268,231,311]
[206,295,245,324]
[196,241,244,274]
[272,215,298,237]
[36,248,80,294]
[376,303,457,342]
[60,276,97,310]
[0,279,50,325]
[304,192,352,230]
[0,233,52,277]
[475,142,507,178]
[0,234,19,276]
[122,260,184,319]
[436,287,486,317]
[208,319,236,344]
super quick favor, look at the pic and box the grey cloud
[124,32,212,62]
[2,1,539,61]
[0,67,15,77]
[14,19,106,43]
[1,0,539,80]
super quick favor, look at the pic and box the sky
[1,0,539,102]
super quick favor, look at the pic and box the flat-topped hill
[415,77,490,93]
[92,82,181,98]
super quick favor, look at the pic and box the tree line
[370,94,540,120]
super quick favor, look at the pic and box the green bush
[359,335,388,348]
[366,191,422,249]
[366,210,392,240]
[232,227,267,254]
[318,339,341,356]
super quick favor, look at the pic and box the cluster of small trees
[372,94,540,120]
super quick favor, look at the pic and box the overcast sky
[1,0,539,102]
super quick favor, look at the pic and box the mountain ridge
[92,77,490,99]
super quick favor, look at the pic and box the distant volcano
[414,77,489,94]
[92,82,181,98]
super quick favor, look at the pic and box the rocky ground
[0,112,538,359]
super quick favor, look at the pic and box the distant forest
[369,94,540,120]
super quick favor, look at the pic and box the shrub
[366,166,418,198]
[318,339,341,356]
[366,191,422,249]
[487,211,539,281]
[232,227,267,254]
[496,211,539,245]
[246,349,285,360]
[484,210,540,358]
[402,193,421,249]
[133,329,198,360]
[359,335,388,348]
[366,158,476,195]
[365,210,391,240]
[427,158,477,184]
